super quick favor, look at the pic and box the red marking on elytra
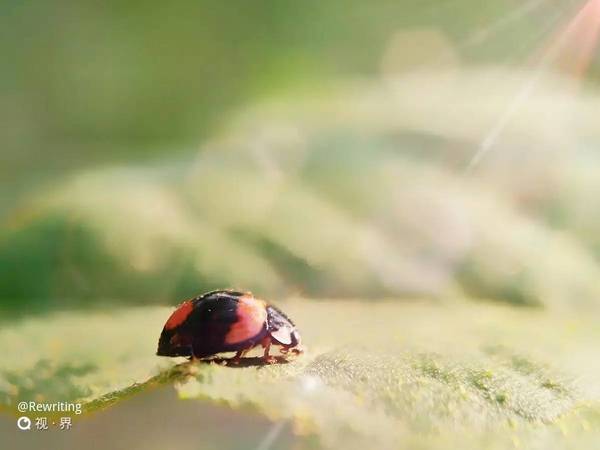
[224,296,267,345]
[165,301,194,330]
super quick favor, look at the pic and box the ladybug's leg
[230,348,250,364]
[188,343,200,361]
[261,336,276,364]
[279,344,303,356]
[289,344,304,355]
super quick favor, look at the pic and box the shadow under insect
[193,355,292,368]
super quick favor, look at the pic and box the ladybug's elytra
[156,290,303,363]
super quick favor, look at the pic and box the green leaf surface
[2,300,600,449]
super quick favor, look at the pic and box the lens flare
[466,0,600,172]
[552,0,600,78]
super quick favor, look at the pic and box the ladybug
[156,290,302,363]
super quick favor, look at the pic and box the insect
[156,290,303,363]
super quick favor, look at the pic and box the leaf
[2,301,600,449]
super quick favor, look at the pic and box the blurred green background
[1,0,600,312]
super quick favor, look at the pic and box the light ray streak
[254,421,285,450]
[428,0,552,67]
[465,0,596,172]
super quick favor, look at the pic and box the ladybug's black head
[266,305,302,350]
